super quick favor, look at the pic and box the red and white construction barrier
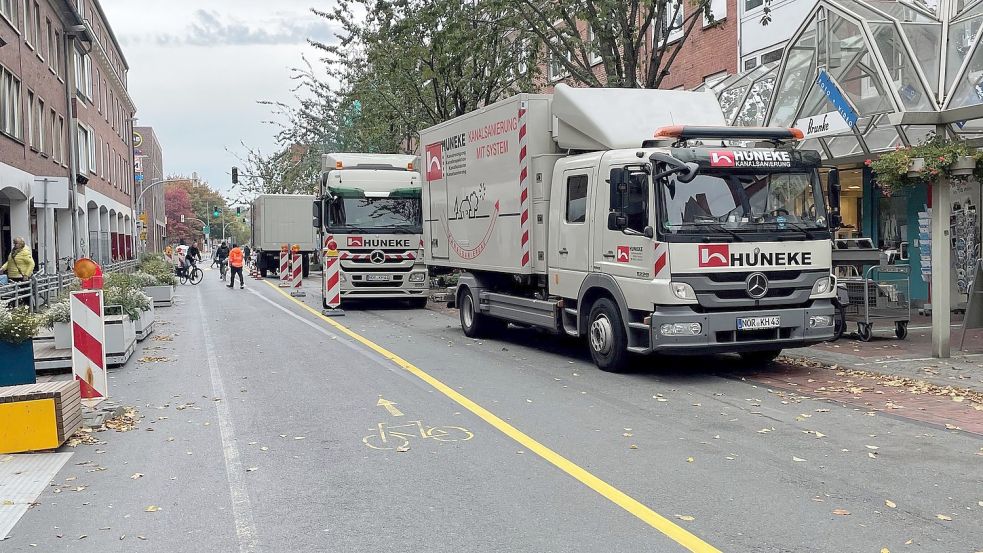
[290,250,305,297]
[70,290,108,406]
[278,248,292,287]
[322,238,344,316]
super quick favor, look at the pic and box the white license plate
[366,274,391,282]
[737,316,781,330]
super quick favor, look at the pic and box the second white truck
[421,84,841,372]
[313,153,429,308]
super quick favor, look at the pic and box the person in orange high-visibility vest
[227,243,245,289]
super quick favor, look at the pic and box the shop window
[761,49,783,64]
[878,194,908,250]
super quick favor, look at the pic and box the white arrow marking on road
[377,398,403,417]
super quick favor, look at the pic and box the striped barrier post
[290,244,305,297]
[321,237,344,316]
[278,244,291,287]
[70,290,108,406]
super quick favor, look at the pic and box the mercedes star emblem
[745,272,769,299]
[369,250,386,264]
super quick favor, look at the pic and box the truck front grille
[674,270,825,310]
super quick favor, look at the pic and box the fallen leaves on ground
[130,473,143,480]
[675,515,695,522]
[137,356,171,363]
[792,456,806,462]
[832,509,850,516]
[885,500,896,508]
[396,446,410,452]
[152,334,173,341]
[66,429,103,447]
[936,514,952,521]
[144,505,159,512]
[105,407,141,432]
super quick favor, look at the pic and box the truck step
[563,308,578,316]
[628,322,650,330]
[627,346,650,354]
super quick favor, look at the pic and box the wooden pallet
[0,380,82,454]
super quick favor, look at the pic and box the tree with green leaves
[513,0,724,89]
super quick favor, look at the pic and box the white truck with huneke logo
[420,84,842,372]
[312,153,429,308]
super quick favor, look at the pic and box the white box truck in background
[312,153,429,308]
[421,84,841,372]
[251,194,318,278]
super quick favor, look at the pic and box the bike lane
[219,280,714,552]
[270,277,983,553]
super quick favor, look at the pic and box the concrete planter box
[951,155,976,176]
[52,321,72,350]
[143,285,174,307]
[906,157,925,177]
[104,313,136,365]
[136,305,155,341]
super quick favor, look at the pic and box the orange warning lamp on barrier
[280,244,288,252]
[74,258,104,289]
[325,239,338,258]
[291,244,301,253]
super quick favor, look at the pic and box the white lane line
[197,298,259,552]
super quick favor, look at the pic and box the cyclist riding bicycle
[214,241,230,279]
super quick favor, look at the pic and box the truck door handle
[558,248,568,254]
[602,251,615,258]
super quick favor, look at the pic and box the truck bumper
[647,300,835,354]
[340,275,429,299]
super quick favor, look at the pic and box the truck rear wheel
[458,287,500,337]
[587,298,630,373]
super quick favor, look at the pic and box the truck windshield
[328,197,422,233]
[660,171,827,236]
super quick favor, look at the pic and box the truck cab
[547,127,838,369]
[313,153,429,308]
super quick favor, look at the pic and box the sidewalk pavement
[786,312,983,393]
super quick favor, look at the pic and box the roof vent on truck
[647,125,804,147]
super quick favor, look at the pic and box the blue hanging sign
[816,69,859,128]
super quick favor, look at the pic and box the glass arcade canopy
[707,0,983,161]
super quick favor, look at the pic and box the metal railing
[0,259,139,312]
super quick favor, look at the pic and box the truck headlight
[409,272,426,282]
[670,282,697,301]
[659,322,702,336]
[811,276,832,296]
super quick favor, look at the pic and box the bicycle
[176,260,203,285]
[362,420,473,451]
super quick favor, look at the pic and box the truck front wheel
[587,298,630,373]
[458,287,500,337]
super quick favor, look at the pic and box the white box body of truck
[251,194,317,277]
[421,84,839,371]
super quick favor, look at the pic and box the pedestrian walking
[227,243,245,289]
[242,244,251,267]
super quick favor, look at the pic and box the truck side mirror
[312,201,322,228]
[609,168,627,221]
[827,168,841,229]
[676,162,700,184]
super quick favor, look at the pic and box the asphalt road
[4,272,982,552]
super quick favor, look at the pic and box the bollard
[278,244,291,288]
[321,238,344,316]
[290,245,305,297]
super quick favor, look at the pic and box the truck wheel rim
[463,295,475,328]
[590,314,613,355]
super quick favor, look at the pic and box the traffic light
[232,167,239,184]
[212,206,220,218]
[236,206,241,215]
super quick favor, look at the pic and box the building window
[36,96,44,153]
[77,124,93,174]
[548,42,571,81]
[587,25,602,66]
[48,108,57,161]
[657,2,684,44]
[0,66,21,139]
[75,0,84,19]
[96,135,102,176]
[744,57,758,71]
[26,89,35,148]
[74,48,92,99]
[745,0,764,11]
[761,48,784,65]
[32,1,40,55]
[45,18,54,69]
[0,0,14,27]
[57,115,65,163]
[565,175,588,223]
[704,0,727,26]
[55,30,63,78]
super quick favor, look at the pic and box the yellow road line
[262,280,721,553]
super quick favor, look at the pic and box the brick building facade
[0,0,134,273]
[133,125,164,252]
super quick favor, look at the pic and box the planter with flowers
[867,135,981,195]
[0,306,42,386]
[44,299,73,350]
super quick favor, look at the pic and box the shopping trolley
[840,265,911,342]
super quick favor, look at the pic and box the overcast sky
[101,0,335,204]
